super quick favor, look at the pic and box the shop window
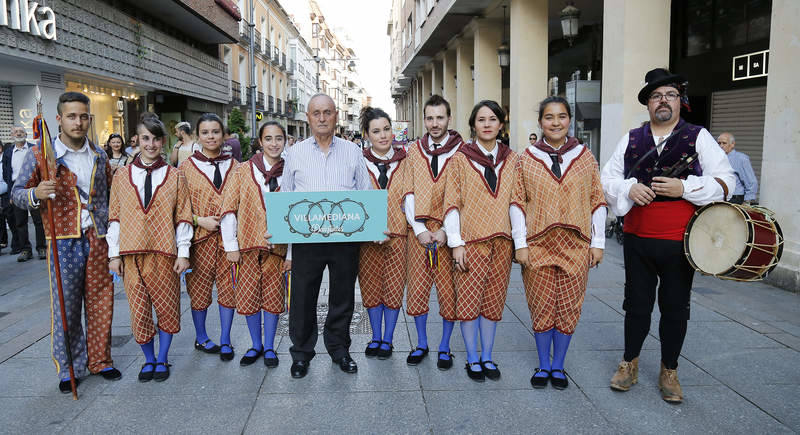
[685,0,713,57]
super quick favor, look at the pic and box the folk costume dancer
[601,68,734,403]
[179,114,238,362]
[444,100,526,382]
[402,95,461,369]
[108,113,193,382]
[358,107,409,360]
[221,121,291,368]
[517,97,607,390]
[12,92,121,393]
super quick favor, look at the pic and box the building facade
[388,0,799,292]
[0,0,237,146]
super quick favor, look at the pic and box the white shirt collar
[262,155,273,170]
[475,140,499,160]
[429,132,449,149]
[54,136,90,159]
[369,147,394,161]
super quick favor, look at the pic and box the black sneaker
[17,250,32,262]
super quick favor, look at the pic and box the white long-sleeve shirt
[443,141,526,250]
[220,157,291,260]
[106,163,192,258]
[190,154,233,186]
[601,127,735,217]
[527,144,607,249]
[403,134,461,236]
[52,137,95,229]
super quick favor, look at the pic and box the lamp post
[560,2,581,46]
[497,4,510,68]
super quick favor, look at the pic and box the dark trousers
[13,204,45,252]
[0,197,9,247]
[289,242,360,362]
[622,234,694,369]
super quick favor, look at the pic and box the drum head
[687,203,748,275]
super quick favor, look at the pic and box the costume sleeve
[11,149,41,210]
[106,221,120,258]
[590,207,607,249]
[286,244,292,261]
[681,129,735,205]
[404,195,429,236]
[220,167,241,252]
[739,153,759,201]
[220,214,239,252]
[175,222,193,258]
[600,133,637,216]
[509,205,526,250]
[443,156,464,248]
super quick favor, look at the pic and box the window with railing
[268,96,274,113]
[276,98,283,115]
[231,80,241,103]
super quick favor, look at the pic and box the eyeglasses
[649,92,680,102]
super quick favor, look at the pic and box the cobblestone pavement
[1,227,799,434]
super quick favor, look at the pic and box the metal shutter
[0,86,12,144]
[709,86,767,184]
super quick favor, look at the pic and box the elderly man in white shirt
[5,126,46,261]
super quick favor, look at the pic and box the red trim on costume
[623,200,696,241]
[220,209,237,219]
[524,146,586,184]
[248,162,268,212]
[462,153,510,199]
[591,203,607,214]
[527,223,590,243]
[120,249,178,258]
[414,214,443,224]
[187,157,234,195]
[127,165,172,214]
[415,141,456,183]
[464,232,512,245]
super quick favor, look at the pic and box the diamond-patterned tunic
[444,150,522,321]
[358,157,409,310]
[518,146,606,334]
[179,158,238,310]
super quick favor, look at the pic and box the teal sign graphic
[265,190,388,244]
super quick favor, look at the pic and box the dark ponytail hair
[137,112,167,139]
[195,113,225,136]
[359,106,391,137]
[537,96,571,121]
[468,100,506,140]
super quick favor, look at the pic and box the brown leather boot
[609,357,638,391]
[658,363,683,403]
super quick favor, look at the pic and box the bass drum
[684,202,783,281]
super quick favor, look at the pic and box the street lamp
[560,2,580,46]
[497,4,510,68]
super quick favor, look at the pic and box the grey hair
[308,93,335,109]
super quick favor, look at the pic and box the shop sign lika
[1,0,57,40]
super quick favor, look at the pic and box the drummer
[600,68,734,403]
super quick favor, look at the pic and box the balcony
[254,29,262,51]
[239,82,247,105]
[231,80,241,104]
[263,38,271,57]
[289,60,296,75]
[239,20,250,44]
[272,47,280,65]
[281,53,287,70]
[276,98,283,116]
[257,91,264,110]
[285,101,294,118]
[268,96,274,114]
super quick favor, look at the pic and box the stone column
[432,60,444,96]
[473,18,503,105]
[455,38,474,139]
[599,0,671,166]
[442,49,458,126]
[761,0,800,292]
[509,0,548,152]
[422,68,432,100]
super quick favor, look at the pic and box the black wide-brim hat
[637,68,687,105]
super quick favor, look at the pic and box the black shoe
[10,248,22,255]
[377,342,393,360]
[17,250,32,262]
[37,247,46,260]
[263,349,279,368]
[406,347,429,366]
[240,348,263,366]
[437,352,454,370]
[364,340,381,358]
[530,368,550,389]
[219,344,235,362]
[465,362,485,382]
[480,360,501,380]
[332,354,358,373]
[153,362,171,382]
[58,377,81,393]
[98,367,122,381]
[550,369,569,390]
[194,339,220,354]
[290,360,310,378]
[138,363,156,382]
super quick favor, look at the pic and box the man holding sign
[280,94,372,378]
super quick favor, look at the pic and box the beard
[654,105,673,122]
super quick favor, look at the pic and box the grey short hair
[308,93,335,109]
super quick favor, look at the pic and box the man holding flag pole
[12,90,121,396]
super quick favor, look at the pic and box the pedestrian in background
[717,132,758,204]
[4,126,46,261]
[105,134,131,175]
[0,138,8,253]
[222,127,242,162]
[529,132,538,146]
[170,121,201,167]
